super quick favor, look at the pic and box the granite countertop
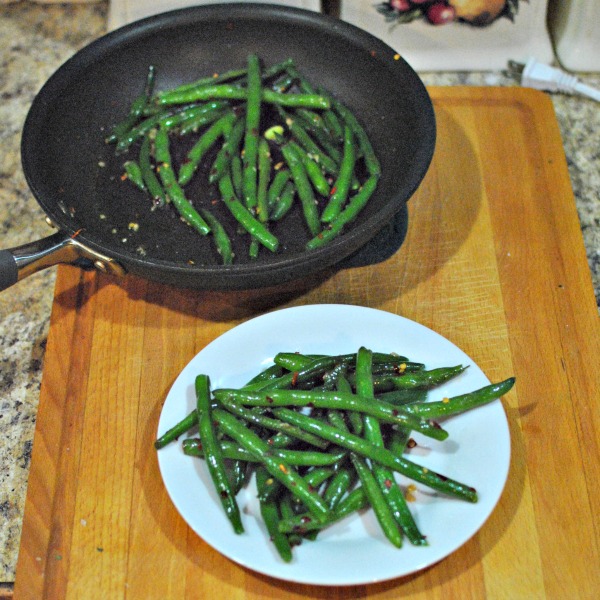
[0,0,599,586]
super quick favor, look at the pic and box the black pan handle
[0,231,126,292]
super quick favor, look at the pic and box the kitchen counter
[0,0,598,587]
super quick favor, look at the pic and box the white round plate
[156,304,511,586]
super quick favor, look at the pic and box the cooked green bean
[273,408,478,502]
[154,409,197,449]
[383,365,468,390]
[404,378,515,419]
[256,137,272,222]
[269,181,295,222]
[123,160,145,191]
[157,84,329,109]
[199,209,233,265]
[256,467,293,562]
[139,134,166,206]
[321,125,356,223]
[209,114,246,184]
[154,126,211,236]
[280,142,321,237]
[332,96,381,176]
[178,111,236,186]
[213,388,448,441]
[278,486,368,535]
[106,65,155,144]
[196,375,244,534]
[288,141,331,197]
[218,174,279,252]
[212,408,331,518]
[183,438,345,467]
[351,453,403,548]
[306,175,379,250]
[242,54,262,210]
[356,347,426,546]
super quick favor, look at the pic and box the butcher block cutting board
[13,87,600,599]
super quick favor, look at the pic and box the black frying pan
[1,3,435,292]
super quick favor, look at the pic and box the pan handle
[0,231,126,292]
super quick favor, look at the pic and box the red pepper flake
[407,438,417,449]
[70,228,85,239]
[120,173,127,181]
[301,516,312,524]
[278,464,288,474]
[370,50,377,57]
[384,479,393,489]
[266,396,274,404]
[330,186,337,196]
[291,372,299,387]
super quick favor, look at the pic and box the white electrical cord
[508,57,600,103]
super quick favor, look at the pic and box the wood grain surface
[13,87,600,599]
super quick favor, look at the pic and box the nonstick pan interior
[21,4,435,289]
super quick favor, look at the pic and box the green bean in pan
[269,181,295,222]
[276,107,340,177]
[153,126,211,236]
[198,209,233,265]
[279,142,321,237]
[139,134,166,206]
[273,407,478,503]
[287,141,331,197]
[267,168,291,209]
[331,95,381,177]
[195,375,244,534]
[242,54,262,210]
[321,125,356,223]
[256,137,272,222]
[306,174,379,250]
[157,83,330,109]
[106,64,155,144]
[123,160,145,191]
[177,111,237,186]
[209,114,246,184]
[217,174,279,252]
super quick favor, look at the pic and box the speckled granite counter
[0,0,598,585]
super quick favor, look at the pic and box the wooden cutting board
[13,87,600,599]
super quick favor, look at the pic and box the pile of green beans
[156,347,515,562]
[107,55,381,264]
